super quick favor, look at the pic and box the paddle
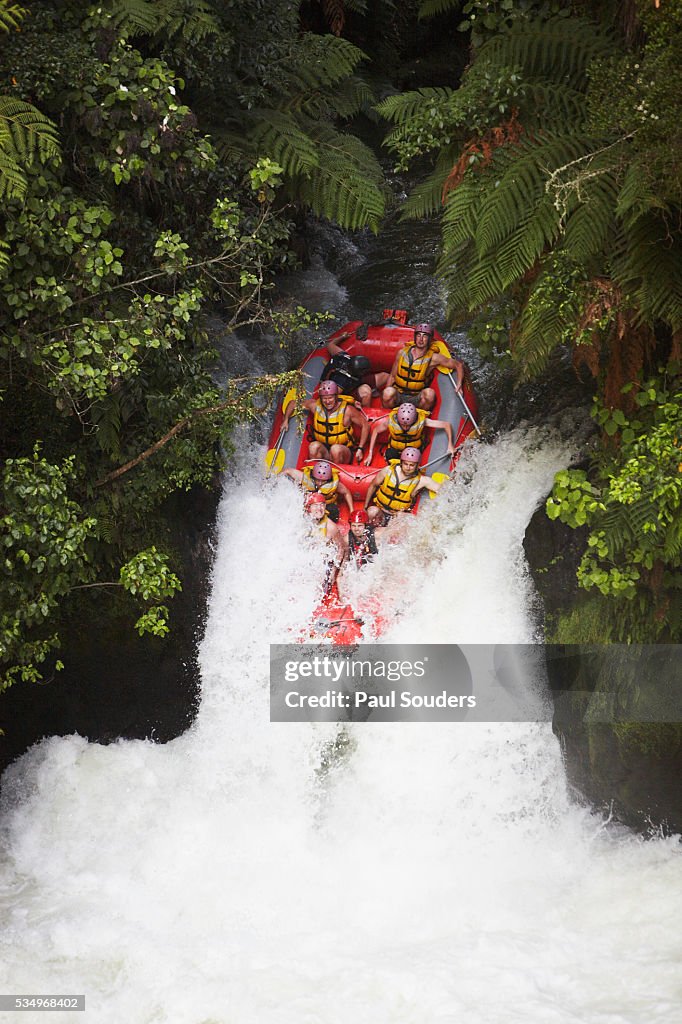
[447,373,482,437]
[265,427,286,476]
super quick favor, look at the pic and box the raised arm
[364,467,388,509]
[336,479,354,514]
[346,403,370,452]
[364,417,389,465]
[417,474,442,496]
[325,328,353,358]
[282,397,315,431]
[432,352,464,390]
[425,417,455,453]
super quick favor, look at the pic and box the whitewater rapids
[0,424,680,1024]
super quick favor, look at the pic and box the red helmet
[350,509,369,524]
[312,460,333,482]
[400,447,421,465]
[414,323,434,339]
[305,492,326,509]
[319,380,341,397]
[396,402,418,428]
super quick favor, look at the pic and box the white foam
[0,427,680,1024]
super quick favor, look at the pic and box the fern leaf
[0,1,25,33]
[418,0,459,18]
[287,126,385,232]
[376,87,455,126]
[616,160,667,226]
[479,17,616,90]
[0,97,60,200]
[103,0,219,41]
[402,146,462,220]
[249,111,321,177]
[612,213,682,331]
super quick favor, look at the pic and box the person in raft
[364,401,457,466]
[283,459,353,522]
[346,508,380,569]
[380,322,464,411]
[304,492,346,595]
[364,446,441,527]
[281,379,369,464]
[321,329,374,408]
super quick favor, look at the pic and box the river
[0,216,680,1023]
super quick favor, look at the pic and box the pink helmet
[350,509,369,524]
[400,447,421,465]
[312,460,333,482]
[414,323,434,338]
[319,380,341,397]
[396,403,418,428]
[305,492,326,509]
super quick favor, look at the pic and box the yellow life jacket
[309,512,330,539]
[301,465,340,503]
[394,343,439,394]
[374,463,422,513]
[387,408,429,451]
[311,397,354,448]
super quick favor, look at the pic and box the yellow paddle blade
[265,447,286,474]
[432,340,453,373]
[281,387,297,413]
[429,471,449,496]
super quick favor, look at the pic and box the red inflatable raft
[265,309,479,642]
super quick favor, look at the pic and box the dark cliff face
[524,503,682,835]
[0,485,219,781]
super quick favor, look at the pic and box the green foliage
[389,12,682,384]
[0,96,60,201]
[226,33,386,231]
[418,0,570,47]
[1,447,96,689]
[94,0,220,42]
[271,305,334,364]
[1,0,356,687]
[546,378,682,640]
[0,1,25,34]
[119,546,181,637]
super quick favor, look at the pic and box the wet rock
[525,504,682,835]
[0,485,219,779]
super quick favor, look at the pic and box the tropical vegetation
[1,0,680,693]
[380,0,681,641]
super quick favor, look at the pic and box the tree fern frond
[286,77,374,120]
[513,258,581,376]
[479,17,616,90]
[612,213,682,331]
[474,133,593,257]
[0,97,60,200]
[249,111,321,177]
[0,238,9,276]
[616,161,667,226]
[402,146,461,220]
[287,126,385,232]
[103,0,219,41]
[418,0,459,18]
[376,87,456,126]
[0,1,25,33]
[600,497,659,553]
[562,169,619,264]
[282,35,368,93]
[519,83,588,131]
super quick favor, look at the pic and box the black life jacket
[348,525,378,568]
